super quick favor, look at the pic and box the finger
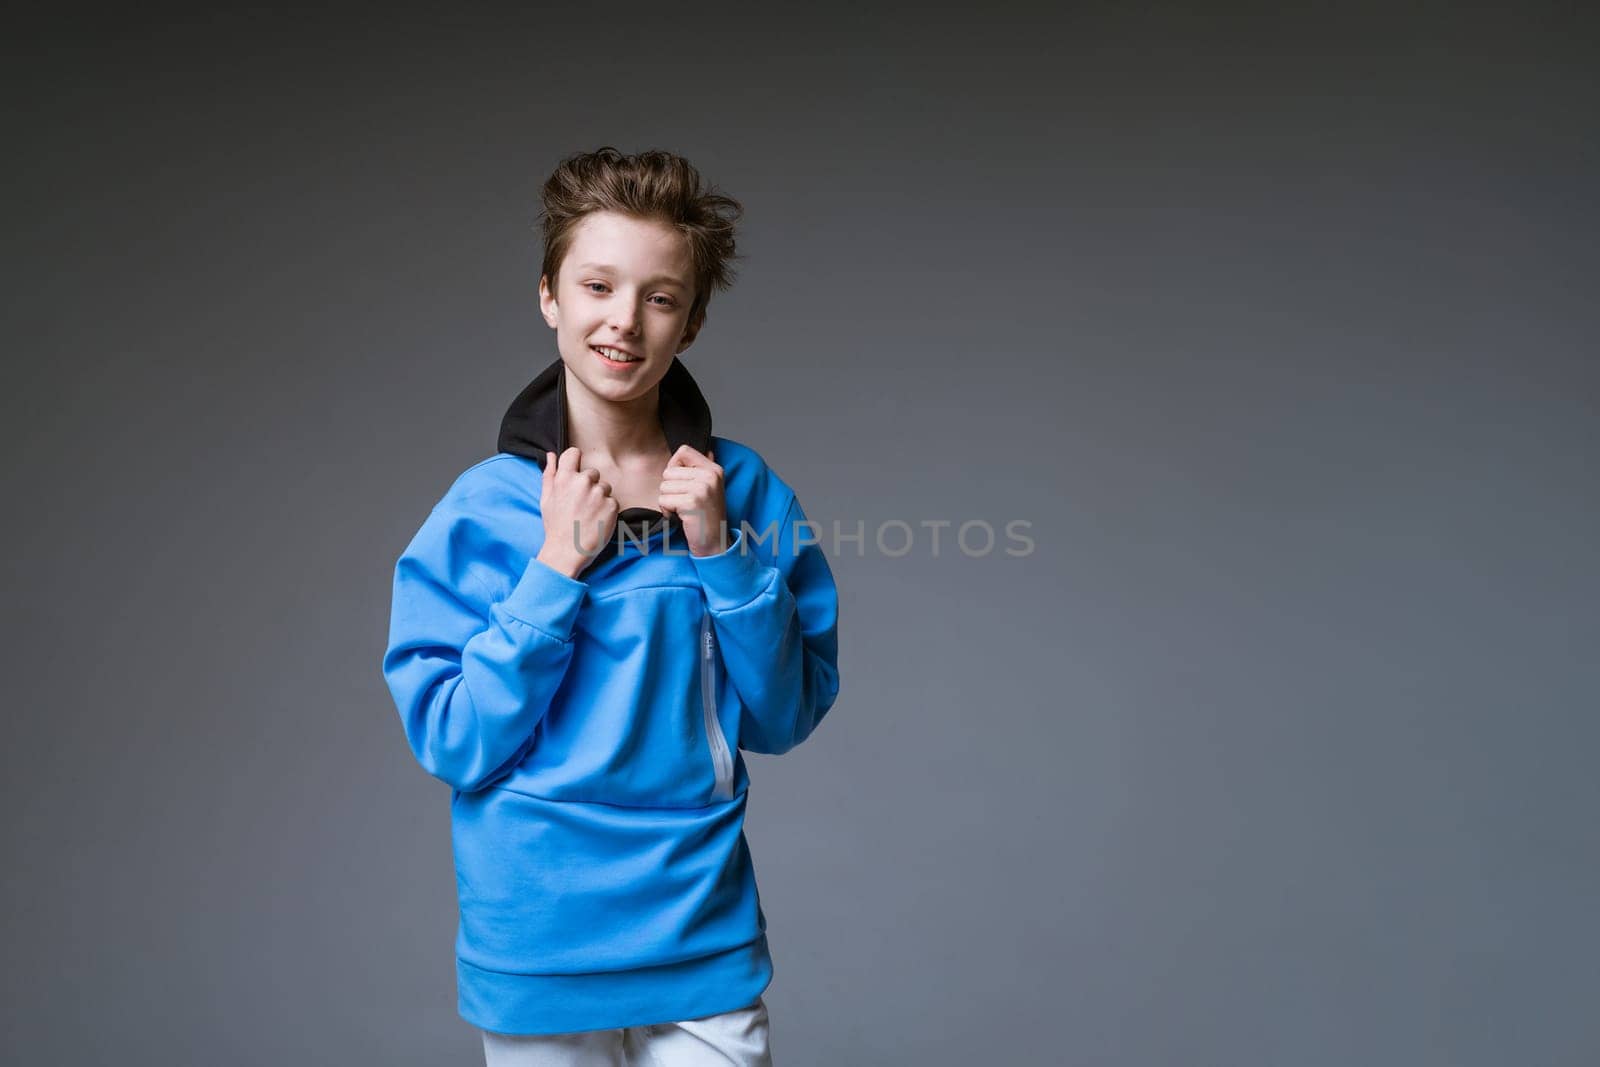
[671,448,721,478]
[559,446,582,474]
[543,452,555,482]
[668,444,714,470]
[594,480,611,497]
[659,469,708,488]
[658,483,700,500]
[582,467,600,482]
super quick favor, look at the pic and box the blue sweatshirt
[381,357,841,1035]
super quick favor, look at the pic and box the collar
[496,356,715,570]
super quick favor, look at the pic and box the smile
[592,345,643,367]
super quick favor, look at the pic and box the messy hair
[538,146,744,324]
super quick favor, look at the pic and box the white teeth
[596,346,638,362]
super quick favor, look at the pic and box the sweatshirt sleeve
[689,492,841,755]
[381,501,587,792]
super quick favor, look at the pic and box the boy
[381,147,841,1065]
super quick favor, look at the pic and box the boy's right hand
[536,447,619,578]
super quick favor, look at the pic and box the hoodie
[381,357,842,1035]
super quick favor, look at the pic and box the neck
[564,374,670,463]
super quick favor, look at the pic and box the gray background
[4,5,1596,1065]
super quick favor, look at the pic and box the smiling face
[538,210,705,409]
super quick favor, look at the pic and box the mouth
[591,345,644,368]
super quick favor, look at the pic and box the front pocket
[452,787,762,974]
[701,609,735,801]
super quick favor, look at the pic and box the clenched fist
[536,447,619,578]
[658,444,729,557]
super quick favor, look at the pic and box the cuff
[689,527,776,612]
[499,556,588,639]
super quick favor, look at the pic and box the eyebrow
[574,263,690,290]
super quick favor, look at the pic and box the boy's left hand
[658,445,728,556]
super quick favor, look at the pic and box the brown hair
[538,147,744,324]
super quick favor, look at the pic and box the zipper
[700,610,735,800]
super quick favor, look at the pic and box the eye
[585,282,609,293]
[649,295,676,307]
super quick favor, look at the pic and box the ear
[538,274,559,328]
[675,305,707,354]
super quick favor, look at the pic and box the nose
[608,297,642,336]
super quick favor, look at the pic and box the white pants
[480,996,772,1066]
